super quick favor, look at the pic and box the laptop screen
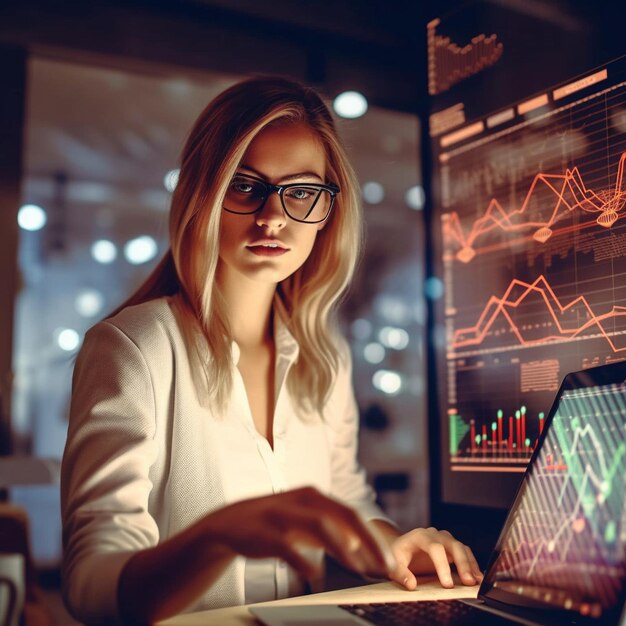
[481,362,626,623]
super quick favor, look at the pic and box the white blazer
[61,296,388,624]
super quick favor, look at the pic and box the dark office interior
[1,1,625,624]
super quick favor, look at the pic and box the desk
[157,578,480,626]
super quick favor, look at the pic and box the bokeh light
[124,235,158,265]
[91,239,118,264]
[18,204,47,231]
[333,91,368,119]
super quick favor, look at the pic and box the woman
[61,76,482,624]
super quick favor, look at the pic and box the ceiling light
[91,239,118,264]
[333,91,368,119]
[17,204,47,231]
[75,288,105,317]
[405,185,425,210]
[364,343,385,364]
[372,369,402,395]
[124,235,158,265]
[378,327,409,350]
[362,181,385,204]
[163,168,180,192]
[57,328,80,352]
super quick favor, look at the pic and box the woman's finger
[427,541,454,588]
[422,530,481,586]
[388,562,417,590]
[427,531,481,585]
[446,539,477,585]
[390,527,483,588]
[465,545,483,581]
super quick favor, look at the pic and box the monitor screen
[428,2,626,507]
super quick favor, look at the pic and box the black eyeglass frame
[223,173,340,224]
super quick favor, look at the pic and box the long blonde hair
[112,76,362,414]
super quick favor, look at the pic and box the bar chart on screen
[427,17,504,96]
[449,405,546,470]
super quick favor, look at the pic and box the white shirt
[61,295,389,624]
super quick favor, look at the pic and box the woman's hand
[204,487,395,580]
[387,527,483,590]
[120,487,395,623]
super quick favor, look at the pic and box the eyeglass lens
[225,176,332,223]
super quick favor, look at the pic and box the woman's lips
[246,243,289,256]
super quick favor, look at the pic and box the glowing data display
[432,55,626,505]
[484,380,626,621]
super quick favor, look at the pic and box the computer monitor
[427,1,626,508]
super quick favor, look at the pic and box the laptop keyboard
[339,599,519,626]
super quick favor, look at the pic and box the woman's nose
[255,192,287,229]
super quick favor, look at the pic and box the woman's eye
[232,181,254,193]
[287,187,314,200]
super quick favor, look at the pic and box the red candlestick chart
[449,406,546,469]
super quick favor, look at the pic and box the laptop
[251,361,626,625]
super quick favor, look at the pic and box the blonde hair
[112,76,362,414]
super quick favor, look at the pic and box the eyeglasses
[223,174,340,224]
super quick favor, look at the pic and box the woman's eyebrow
[238,165,324,182]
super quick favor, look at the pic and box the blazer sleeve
[61,320,160,625]
[325,341,395,525]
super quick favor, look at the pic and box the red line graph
[443,152,626,264]
[452,275,626,352]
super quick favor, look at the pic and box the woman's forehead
[239,122,327,182]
